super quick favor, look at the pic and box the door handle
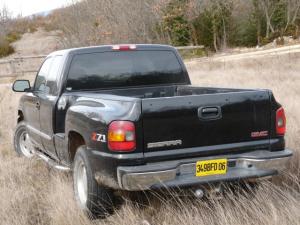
[198,106,222,120]
[202,108,219,114]
[36,102,40,110]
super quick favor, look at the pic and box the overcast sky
[0,0,70,17]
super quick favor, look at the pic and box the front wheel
[73,146,115,218]
[14,122,34,158]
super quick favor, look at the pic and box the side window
[46,56,63,95]
[34,58,53,92]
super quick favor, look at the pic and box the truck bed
[69,85,272,158]
[80,85,254,99]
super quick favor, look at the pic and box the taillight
[108,121,136,152]
[276,107,286,136]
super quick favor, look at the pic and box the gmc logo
[251,131,268,138]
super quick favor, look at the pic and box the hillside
[6,28,62,58]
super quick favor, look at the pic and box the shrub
[191,11,214,49]
[285,24,299,39]
[229,18,258,47]
[178,47,206,59]
[5,32,21,44]
[0,40,15,58]
[29,26,38,33]
[162,0,191,46]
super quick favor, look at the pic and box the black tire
[73,146,115,219]
[14,121,34,158]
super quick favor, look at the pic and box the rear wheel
[73,146,115,218]
[14,122,34,158]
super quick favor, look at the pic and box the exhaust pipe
[193,185,223,199]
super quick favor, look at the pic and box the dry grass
[0,53,300,225]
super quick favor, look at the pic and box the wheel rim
[76,161,88,207]
[19,131,34,158]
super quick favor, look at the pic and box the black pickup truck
[12,44,292,217]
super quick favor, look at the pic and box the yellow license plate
[196,159,227,177]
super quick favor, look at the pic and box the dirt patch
[9,28,63,58]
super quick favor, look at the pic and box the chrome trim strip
[35,151,70,171]
[27,125,52,141]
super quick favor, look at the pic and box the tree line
[1,0,300,57]
[48,0,300,51]
[162,0,300,51]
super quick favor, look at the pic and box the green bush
[260,36,271,46]
[229,18,258,47]
[29,26,38,33]
[0,41,15,58]
[192,11,214,49]
[285,24,299,38]
[5,32,21,44]
[162,0,190,46]
[177,48,206,59]
[0,32,20,58]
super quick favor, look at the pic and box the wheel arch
[17,110,24,123]
[68,130,86,163]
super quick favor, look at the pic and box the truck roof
[48,44,177,57]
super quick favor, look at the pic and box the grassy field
[0,53,299,225]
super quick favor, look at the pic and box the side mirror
[12,80,31,92]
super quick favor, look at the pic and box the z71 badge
[91,132,106,142]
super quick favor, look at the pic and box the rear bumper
[117,149,293,191]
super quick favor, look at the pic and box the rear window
[66,50,186,91]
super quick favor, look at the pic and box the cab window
[34,57,53,93]
[46,56,63,95]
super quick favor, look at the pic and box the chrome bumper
[117,149,292,191]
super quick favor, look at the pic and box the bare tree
[285,0,300,29]
[257,0,277,38]
[51,0,169,48]
[0,5,11,36]
[192,0,233,51]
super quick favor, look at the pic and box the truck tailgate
[141,90,271,154]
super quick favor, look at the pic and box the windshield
[66,50,187,91]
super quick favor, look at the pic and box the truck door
[25,57,53,149]
[38,55,63,159]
